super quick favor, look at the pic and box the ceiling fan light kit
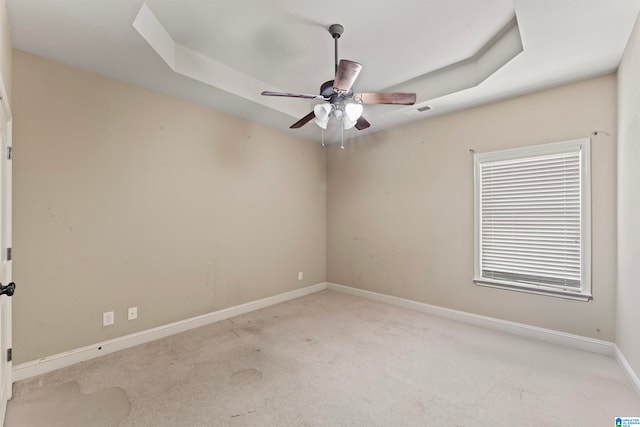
[261,23,417,144]
[313,103,331,129]
[344,103,364,129]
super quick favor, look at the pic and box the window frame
[473,138,591,301]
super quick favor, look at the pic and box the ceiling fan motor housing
[320,80,352,104]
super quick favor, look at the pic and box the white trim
[0,70,11,121]
[13,283,328,382]
[474,280,591,302]
[15,282,625,385]
[473,138,592,301]
[326,283,614,355]
[615,345,640,399]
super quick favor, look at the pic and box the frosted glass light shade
[314,103,332,129]
[345,103,363,121]
[343,116,357,129]
[313,102,363,130]
[343,103,363,129]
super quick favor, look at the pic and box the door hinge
[6,247,11,261]
[6,348,11,362]
[7,146,11,160]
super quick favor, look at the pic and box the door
[0,90,13,423]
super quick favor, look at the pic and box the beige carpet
[6,290,640,426]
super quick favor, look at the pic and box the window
[473,139,591,301]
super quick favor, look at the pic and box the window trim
[473,138,591,301]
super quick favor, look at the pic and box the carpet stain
[229,368,263,386]
[231,409,257,418]
[5,381,130,427]
[242,326,261,334]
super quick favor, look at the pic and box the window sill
[473,278,592,302]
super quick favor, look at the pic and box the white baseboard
[615,345,640,399]
[326,283,615,356]
[0,400,5,427]
[13,283,328,382]
[16,281,632,388]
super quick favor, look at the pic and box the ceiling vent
[417,105,432,112]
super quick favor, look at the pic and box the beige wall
[12,51,326,364]
[10,44,625,364]
[327,75,617,340]
[617,12,640,377]
[0,0,11,105]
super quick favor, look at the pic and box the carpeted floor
[5,290,640,426]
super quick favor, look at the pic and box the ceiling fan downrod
[329,24,344,75]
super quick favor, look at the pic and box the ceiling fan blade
[353,92,417,105]
[333,60,362,94]
[290,111,316,129]
[262,91,326,100]
[355,116,371,130]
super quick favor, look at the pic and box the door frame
[0,70,12,425]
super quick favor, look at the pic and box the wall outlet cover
[103,311,114,326]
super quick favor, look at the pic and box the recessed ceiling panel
[7,0,640,142]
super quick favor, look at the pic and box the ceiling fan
[261,24,416,133]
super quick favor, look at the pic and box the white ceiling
[7,0,640,143]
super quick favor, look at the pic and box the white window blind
[473,139,591,300]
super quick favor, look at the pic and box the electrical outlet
[298,272,303,281]
[128,306,138,320]
[103,311,114,326]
